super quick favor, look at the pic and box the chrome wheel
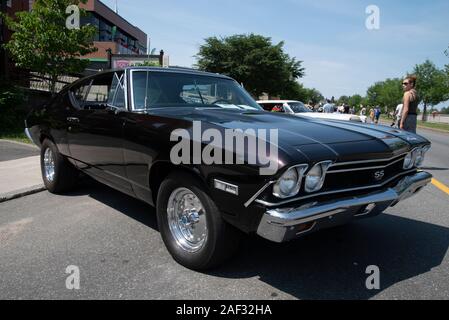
[167,188,208,253]
[43,148,55,182]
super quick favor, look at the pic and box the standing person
[360,105,367,116]
[392,104,403,128]
[374,106,381,124]
[369,108,375,123]
[323,100,334,113]
[400,76,419,133]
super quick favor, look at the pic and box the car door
[66,71,134,196]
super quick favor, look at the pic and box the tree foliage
[196,34,305,97]
[366,78,403,112]
[2,0,97,93]
[413,60,449,120]
[278,81,323,104]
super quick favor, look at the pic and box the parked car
[258,100,368,123]
[26,67,432,270]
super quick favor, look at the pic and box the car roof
[122,66,233,80]
[257,100,303,104]
[65,67,234,91]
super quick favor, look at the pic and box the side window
[70,79,93,109]
[132,71,164,110]
[108,72,126,109]
[132,71,149,110]
[83,73,114,109]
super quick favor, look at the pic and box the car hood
[169,108,423,141]
[296,112,358,121]
[150,107,429,164]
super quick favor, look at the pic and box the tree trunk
[422,102,428,122]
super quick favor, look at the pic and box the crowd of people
[310,76,419,133]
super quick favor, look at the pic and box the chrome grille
[323,154,407,191]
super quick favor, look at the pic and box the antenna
[115,0,118,14]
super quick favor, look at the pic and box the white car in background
[257,100,367,123]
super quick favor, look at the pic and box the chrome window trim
[254,169,417,208]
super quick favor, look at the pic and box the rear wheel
[156,172,241,270]
[40,139,78,193]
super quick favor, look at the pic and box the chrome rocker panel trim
[256,171,432,243]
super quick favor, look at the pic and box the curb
[0,185,46,203]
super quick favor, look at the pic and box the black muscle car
[25,67,432,270]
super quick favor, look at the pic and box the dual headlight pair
[273,161,333,199]
[403,146,430,170]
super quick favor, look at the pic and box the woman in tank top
[400,75,419,134]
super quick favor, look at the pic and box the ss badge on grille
[374,170,385,181]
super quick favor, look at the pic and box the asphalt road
[0,140,39,162]
[0,129,448,300]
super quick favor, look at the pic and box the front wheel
[156,172,241,270]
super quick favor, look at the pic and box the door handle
[67,117,80,123]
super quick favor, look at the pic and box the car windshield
[131,71,262,111]
[288,102,311,113]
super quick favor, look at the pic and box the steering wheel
[211,99,233,105]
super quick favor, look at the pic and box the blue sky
[101,0,449,106]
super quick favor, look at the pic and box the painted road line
[432,178,449,196]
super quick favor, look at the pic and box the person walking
[374,106,381,124]
[400,76,419,133]
[323,100,334,113]
[392,103,403,128]
[369,108,375,123]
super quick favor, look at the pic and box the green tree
[2,0,97,94]
[413,60,449,121]
[337,95,350,105]
[278,81,323,104]
[348,94,364,109]
[366,78,403,113]
[303,87,324,105]
[195,34,305,97]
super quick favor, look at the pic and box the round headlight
[305,161,333,193]
[403,151,414,169]
[273,165,308,199]
[415,146,430,167]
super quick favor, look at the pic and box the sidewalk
[0,140,45,203]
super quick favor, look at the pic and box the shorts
[403,115,417,134]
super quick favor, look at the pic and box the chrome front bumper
[256,171,432,243]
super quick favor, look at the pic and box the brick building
[1,0,150,78]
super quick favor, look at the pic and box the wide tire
[156,172,241,270]
[40,139,79,194]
